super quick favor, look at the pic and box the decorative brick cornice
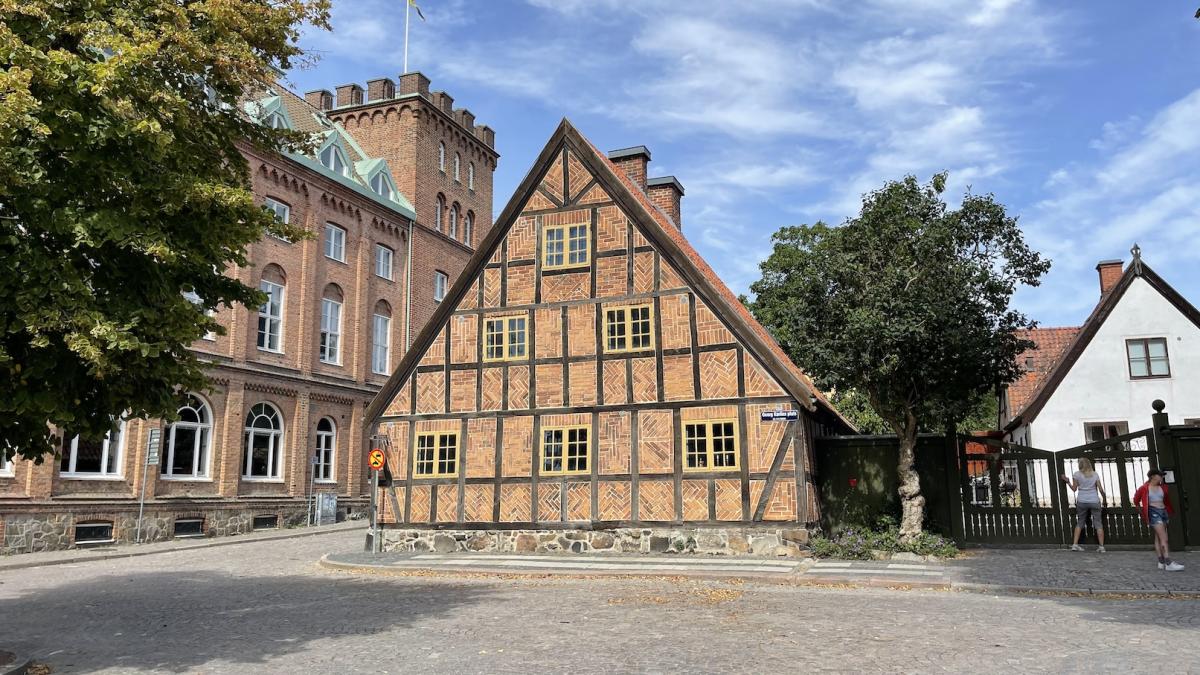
[320,192,363,222]
[310,392,356,406]
[370,215,407,241]
[256,162,310,197]
[244,382,299,398]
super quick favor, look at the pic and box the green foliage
[749,173,1048,533]
[827,388,890,434]
[0,0,330,461]
[810,513,959,560]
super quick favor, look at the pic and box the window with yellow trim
[541,425,589,475]
[483,315,527,361]
[683,420,738,471]
[604,304,654,353]
[543,223,589,269]
[413,432,459,477]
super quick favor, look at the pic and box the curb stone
[949,582,1199,598]
[0,522,364,572]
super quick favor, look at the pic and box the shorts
[1076,503,1102,529]
[1149,507,1169,526]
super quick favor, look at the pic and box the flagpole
[403,0,411,73]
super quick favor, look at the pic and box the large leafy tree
[0,0,329,461]
[749,174,1049,538]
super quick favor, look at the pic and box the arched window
[257,264,286,353]
[448,203,459,239]
[435,194,445,232]
[454,153,461,182]
[468,163,475,191]
[319,284,343,365]
[243,402,283,480]
[314,417,336,482]
[438,142,446,173]
[372,300,392,375]
[464,211,474,246]
[164,394,212,478]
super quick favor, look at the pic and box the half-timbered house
[364,120,852,555]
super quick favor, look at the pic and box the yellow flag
[408,0,426,21]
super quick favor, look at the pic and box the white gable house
[1003,249,1200,451]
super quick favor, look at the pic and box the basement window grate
[173,518,204,538]
[75,522,114,545]
[252,514,279,530]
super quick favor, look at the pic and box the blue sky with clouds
[290,0,1200,328]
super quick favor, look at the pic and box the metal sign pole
[308,453,317,526]
[370,467,380,552]
[137,428,161,544]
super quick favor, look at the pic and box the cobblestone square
[1,529,1197,674]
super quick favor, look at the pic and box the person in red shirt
[1132,469,1183,571]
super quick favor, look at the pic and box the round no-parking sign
[367,449,386,471]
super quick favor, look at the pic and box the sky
[289,0,1200,328]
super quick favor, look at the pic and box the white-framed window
[434,270,449,303]
[372,312,391,375]
[257,280,284,353]
[319,142,349,177]
[468,162,475,191]
[183,290,217,341]
[323,223,346,262]
[243,402,284,480]
[263,197,291,243]
[163,394,212,479]
[370,172,395,201]
[314,417,336,482]
[438,142,446,173]
[265,111,288,129]
[448,204,459,239]
[454,153,461,182]
[464,212,473,246]
[0,452,14,477]
[320,297,343,365]
[375,244,394,280]
[60,421,126,478]
[435,194,445,232]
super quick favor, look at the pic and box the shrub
[810,515,958,559]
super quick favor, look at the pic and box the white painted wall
[1020,276,1200,451]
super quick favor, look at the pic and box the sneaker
[1070,544,1084,551]
[1097,546,1106,553]
[1166,561,1185,572]
[1158,562,1166,570]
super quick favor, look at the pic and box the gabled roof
[1006,326,1079,415]
[365,118,853,430]
[1005,257,1200,431]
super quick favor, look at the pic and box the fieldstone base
[380,526,811,557]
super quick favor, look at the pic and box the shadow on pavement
[2,569,489,673]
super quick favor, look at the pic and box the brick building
[0,73,497,554]
[363,120,852,556]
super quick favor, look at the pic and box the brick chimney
[647,176,684,230]
[335,83,364,107]
[366,77,395,102]
[305,89,333,111]
[607,146,650,191]
[1096,259,1123,295]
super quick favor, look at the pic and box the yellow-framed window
[483,315,528,362]
[541,425,590,475]
[604,304,654,353]
[682,420,738,472]
[543,223,590,269]
[413,432,459,477]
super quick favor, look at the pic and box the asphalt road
[1,529,1196,673]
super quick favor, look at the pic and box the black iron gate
[1053,429,1156,545]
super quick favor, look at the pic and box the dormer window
[319,143,349,177]
[265,112,288,129]
[370,171,395,201]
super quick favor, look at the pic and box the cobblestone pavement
[947,548,1200,593]
[2,531,1198,674]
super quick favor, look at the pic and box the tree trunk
[897,421,925,541]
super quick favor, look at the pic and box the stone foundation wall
[380,526,810,557]
[0,500,366,555]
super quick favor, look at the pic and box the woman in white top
[1061,457,1106,552]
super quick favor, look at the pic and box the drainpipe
[405,216,414,351]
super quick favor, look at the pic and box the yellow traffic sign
[368,448,386,471]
